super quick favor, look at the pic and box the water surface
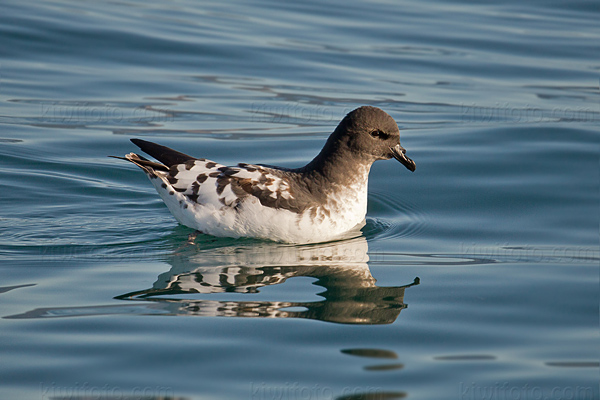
[0,1,598,399]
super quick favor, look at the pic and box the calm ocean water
[0,0,598,399]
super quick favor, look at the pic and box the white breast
[145,160,371,243]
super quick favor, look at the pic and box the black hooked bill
[390,144,416,172]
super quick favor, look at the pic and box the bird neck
[301,135,372,187]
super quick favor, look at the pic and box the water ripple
[365,191,429,240]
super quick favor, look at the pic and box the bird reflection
[5,235,419,324]
[116,236,419,325]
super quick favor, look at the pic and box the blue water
[1,0,598,399]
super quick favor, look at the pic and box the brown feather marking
[184,160,196,170]
[197,174,208,183]
[223,169,239,177]
[239,179,254,195]
[216,176,230,195]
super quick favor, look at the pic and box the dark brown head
[332,106,415,171]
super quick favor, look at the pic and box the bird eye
[370,130,389,140]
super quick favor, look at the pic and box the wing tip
[128,138,196,167]
[130,138,145,146]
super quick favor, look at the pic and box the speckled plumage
[117,106,415,243]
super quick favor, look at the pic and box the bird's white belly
[151,175,369,243]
